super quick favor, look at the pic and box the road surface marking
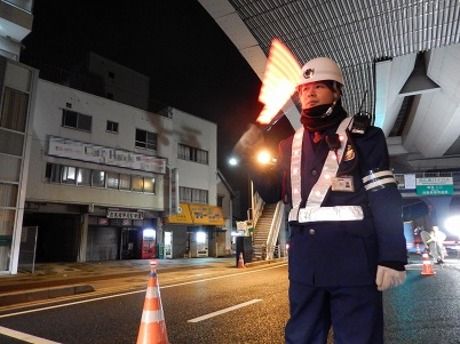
[0,263,286,319]
[0,325,61,343]
[187,299,262,323]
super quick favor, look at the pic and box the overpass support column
[422,196,452,231]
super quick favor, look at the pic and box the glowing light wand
[256,38,301,128]
[233,39,300,161]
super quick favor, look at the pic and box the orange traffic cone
[237,252,246,268]
[420,253,436,276]
[136,260,169,344]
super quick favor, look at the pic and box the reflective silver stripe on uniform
[362,170,394,183]
[306,117,352,206]
[362,170,396,191]
[288,117,353,222]
[288,126,305,222]
[141,309,165,323]
[364,177,397,191]
[298,205,364,222]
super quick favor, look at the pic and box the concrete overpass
[198,0,460,235]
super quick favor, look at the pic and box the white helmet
[297,57,344,88]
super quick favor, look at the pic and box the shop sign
[48,136,166,174]
[189,204,225,226]
[107,210,144,220]
[166,204,193,224]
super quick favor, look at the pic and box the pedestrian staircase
[252,202,279,260]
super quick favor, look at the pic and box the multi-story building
[0,0,36,274]
[22,78,230,265]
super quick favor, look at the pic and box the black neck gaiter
[300,103,347,132]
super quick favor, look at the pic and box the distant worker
[422,225,447,264]
[238,56,407,343]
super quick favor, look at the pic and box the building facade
[19,79,228,266]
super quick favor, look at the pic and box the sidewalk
[0,256,284,307]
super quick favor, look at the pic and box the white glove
[234,124,264,160]
[375,265,406,291]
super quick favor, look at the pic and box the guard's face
[298,82,336,110]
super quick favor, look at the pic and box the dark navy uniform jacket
[252,121,407,287]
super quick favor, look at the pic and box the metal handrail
[265,201,284,260]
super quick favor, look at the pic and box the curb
[0,284,95,307]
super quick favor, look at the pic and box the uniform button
[309,228,316,235]
[311,169,318,176]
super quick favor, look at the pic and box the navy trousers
[285,281,383,344]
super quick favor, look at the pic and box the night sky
[20,0,293,218]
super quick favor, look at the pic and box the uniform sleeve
[356,127,408,265]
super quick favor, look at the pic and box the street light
[228,156,239,167]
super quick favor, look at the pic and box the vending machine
[190,231,208,257]
[164,231,173,259]
[141,228,157,259]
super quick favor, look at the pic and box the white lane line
[187,299,262,323]
[0,325,61,344]
[0,263,286,319]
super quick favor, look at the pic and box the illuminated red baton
[256,39,301,125]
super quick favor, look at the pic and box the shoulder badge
[343,144,356,161]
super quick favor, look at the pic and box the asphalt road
[0,261,459,343]
[0,264,289,344]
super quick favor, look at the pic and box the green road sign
[416,184,454,196]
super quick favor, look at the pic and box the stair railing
[265,201,285,260]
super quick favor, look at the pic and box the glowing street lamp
[228,156,239,167]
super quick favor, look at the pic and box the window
[77,168,91,186]
[135,129,157,151]
[119,174,131,190]
[217,195,224,207]
[0,183,18,207]
[143,177,155,194]
[131,176,144,192]
[46,163,62,183]
[91,171,105,187]
[1,87,28,132]
[61,166,77,184]
[107,172,119,189]
[179,187,208,204]
[44,164,156,194]
[178,144,208,164]
[106,120,119,133]
[62,109,92,132]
